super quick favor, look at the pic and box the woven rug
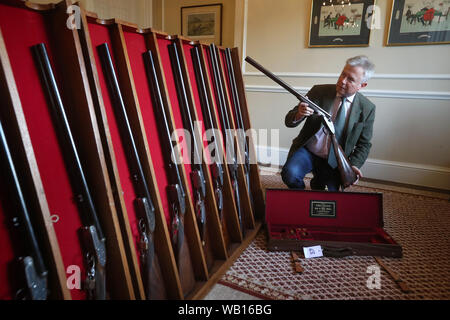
[218,173,450,300]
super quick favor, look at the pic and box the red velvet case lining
[86,22,142,266]
[265,189,396,245]
[0,4,85,300]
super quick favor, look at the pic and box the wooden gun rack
[0,0,264,300]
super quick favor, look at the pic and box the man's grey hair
[346,55,375,83]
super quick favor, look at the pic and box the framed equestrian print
[308,0,376,47]
[386,0,450,45]
[181,4,222,45]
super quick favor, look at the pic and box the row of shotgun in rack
[0,35,258,300]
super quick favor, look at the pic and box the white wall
[81,0,153,27]
[236,0,450,190]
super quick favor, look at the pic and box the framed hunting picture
[308,0,376,47]
[386,0,450,46]
[181,4,222,45]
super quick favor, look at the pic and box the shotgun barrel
[224,48,253,212]
[32,43,106,299]
[96,43,165,300]
[168,42,207,244]
[191,45,230,249]
[191,45,224,219]
[244,56,357,188]
[143,49,196,296]
[142,49,185,251]
[245,56,331,118]
[208,44,243,235]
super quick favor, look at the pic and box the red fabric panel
[86,23,142,265]
[266,189,383,229]
[0,4,86,300]
[181,42,211,165]
[156,36,194,200]
[121,30,171,225]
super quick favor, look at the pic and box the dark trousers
[281,147,341,191]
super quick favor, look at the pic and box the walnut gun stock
[245,56,357,189]
[32,43,106,299]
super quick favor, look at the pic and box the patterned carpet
[218,172,450,300]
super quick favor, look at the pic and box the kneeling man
[281,55,376,191]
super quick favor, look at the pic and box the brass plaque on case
[310,200,336,218]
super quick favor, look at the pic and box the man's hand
[295,102,314,121]
[351,166,362,185]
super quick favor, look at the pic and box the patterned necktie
[327,96,347,168]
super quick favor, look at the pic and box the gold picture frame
[386,0,450,46]
[181,4,222,45]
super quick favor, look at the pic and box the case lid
[265,188,383,230]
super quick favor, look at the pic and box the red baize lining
[265,189,397,245]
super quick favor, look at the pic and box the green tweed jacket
[285,84,375,168]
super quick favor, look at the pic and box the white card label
[303,245,323,259]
